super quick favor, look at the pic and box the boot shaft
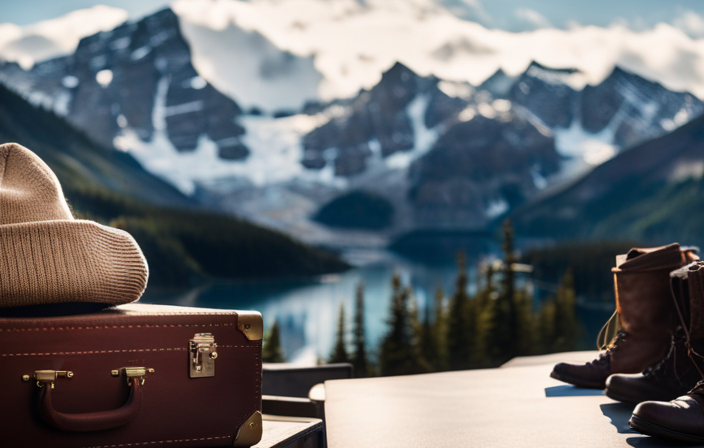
[671,261,704,340]
[551,244,699,389]
[612,244,698,338]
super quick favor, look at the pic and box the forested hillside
[511,112,704,247]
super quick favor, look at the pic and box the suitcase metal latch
[189,333,217,378]
[111,367,155,386]
[26,370,74,389]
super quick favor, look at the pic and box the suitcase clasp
[111,367,154,386]
[189,333,217,378]
[29,370,74,389]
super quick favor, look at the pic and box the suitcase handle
[39,379,143,432]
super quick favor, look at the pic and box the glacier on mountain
[385,95,440,170]
[117,77,342,195]
[553,121,617,175]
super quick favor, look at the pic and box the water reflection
[143,248,613,363]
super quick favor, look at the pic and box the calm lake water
[143,243,614,364]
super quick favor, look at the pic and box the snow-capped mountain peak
[3,3,704,245]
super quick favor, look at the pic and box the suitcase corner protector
[233,411,263,447]
[237,311,263,341]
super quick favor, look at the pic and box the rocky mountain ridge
[298,61,702,230]
[1,7,703,246]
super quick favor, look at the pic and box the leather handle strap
[39,380,142,432]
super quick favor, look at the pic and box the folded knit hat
[0,143,148,307]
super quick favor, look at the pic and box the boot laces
[670,276,704,381]
[593,331,626,366]
[643,328,684,381]
[689,380,704,396]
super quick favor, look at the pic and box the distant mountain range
[0,81,348,286]
[1,4,703,249]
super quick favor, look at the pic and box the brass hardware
[33,370,73,388]
[233,411,263,447]
[236,311,263,341]
[21,375,30,382]
[111,367,153,386]
[189,333,217,378]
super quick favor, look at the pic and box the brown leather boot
[630,385,704,443]
[550,244,698,389]
[605,329,704,404]
[629,262,704,443]
[607,262,704,403]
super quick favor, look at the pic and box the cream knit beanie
[0,143,149,307]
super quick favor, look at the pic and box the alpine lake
[143,235,614,364]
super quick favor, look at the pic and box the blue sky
[472,0,704,31]
[4,0,704,34]
[1,0,168,25]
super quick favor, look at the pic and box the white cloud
[6,0,704,111]
[439,0,491,24]
[173,0,704,103]
[611,16,649,32]
[673,11,704,38]
[0,6,128,68]
[565,20,582,30]
[515,8,551,30]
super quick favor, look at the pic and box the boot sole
[549,370,605,390]
[630,415,704,444]
[605,385,688,405]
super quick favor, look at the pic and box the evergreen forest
[263,220,582,376]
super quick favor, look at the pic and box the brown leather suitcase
[0,303,263,447]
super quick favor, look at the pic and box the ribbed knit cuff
[0,220,149,307]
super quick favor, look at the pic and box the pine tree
[553,269,579,352]
[477,263,495,311]
[432,287,449,371]
[329,302,350,363]
[447,251,473,370]
[379,274,425,376]
[473,262,495,365]
[488,219,518,362]
[502,219,518,354]
[535,269,579,354]
[409,292,431,373]
[513,287,535,355]
[262,320,285,363]
[420,303,436,371]
[536,298,557,353]
[351,282,370,377]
